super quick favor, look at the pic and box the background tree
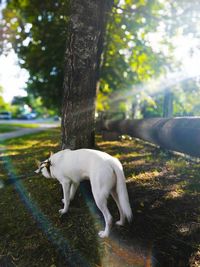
[1,0,70,111]
[163,88,173,118]
[98,0,170,112]
[100,0,200,117]
[11,94,54,117]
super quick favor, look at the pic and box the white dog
[35,149,132,238]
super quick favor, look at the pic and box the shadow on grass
[97,139,200,267]
[0,130,102,267]
[0,130,199,267]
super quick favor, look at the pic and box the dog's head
[35,152,54,179]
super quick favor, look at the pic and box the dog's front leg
[69,182,79,201]
[59,181,71,215]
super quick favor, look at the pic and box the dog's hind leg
[90,167,115,238]
[96,198,112,238]
[92,189,112,238]
[111,189,125,226]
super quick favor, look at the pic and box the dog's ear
[35,159,41,168]
[50,151,54,157]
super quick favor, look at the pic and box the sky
[0,50,29,102]
[0,0,29,102]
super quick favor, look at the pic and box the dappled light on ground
[98,137,200,267]
[0,129,199,266]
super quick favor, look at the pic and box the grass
[0,123,39,133]
[0,129,199,267]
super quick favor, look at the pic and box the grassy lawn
[0,123,39,133]
[0,129,199,266]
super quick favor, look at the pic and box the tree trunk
[163,89,173,118]
[61,0,112,149]
[101,117,200,157]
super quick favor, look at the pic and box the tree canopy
[1,0,200,116]
[1,0,70,111]
[0,0,168,109]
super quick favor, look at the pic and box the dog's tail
[110,158,133,223]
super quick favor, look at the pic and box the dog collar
[40,159,52,176]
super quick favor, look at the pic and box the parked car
[19,112,37,120]
[53,115,61,121]
[0,111,12,120]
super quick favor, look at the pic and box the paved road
[0,119,60,141]
[0,119,59,127]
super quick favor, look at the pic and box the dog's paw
[115,220,125,226]
[98,231,108,238]
[59,209,67,215]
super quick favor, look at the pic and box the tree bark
[163,89,173,118]
[61,0,112,149]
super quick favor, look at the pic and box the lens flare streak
[0,145,90,267]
